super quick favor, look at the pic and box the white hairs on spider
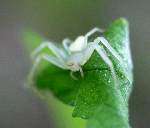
[31,28,125,86]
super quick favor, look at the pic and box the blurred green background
[0,0,150,128]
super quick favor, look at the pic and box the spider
[31,28,124,85]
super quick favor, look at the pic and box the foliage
[24,18,133,128]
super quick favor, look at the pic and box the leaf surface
[26,18,133,128]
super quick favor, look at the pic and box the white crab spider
[31,28,125,85]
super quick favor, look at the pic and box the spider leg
[31,41,67,61]
[94,37,131,83]
[85,27,104,37]
[94,37,123,63]
[79,67,84,78]
[70,71,78,80]
[84,27,104,44]
[30,54,67,79]
[94,44,118,86]
[80,42,96,66]
[62,38,72,54]
[70,67,83,80]
[80,42,117,86]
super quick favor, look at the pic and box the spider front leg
[85,27,104,38]
[70,71,78,80]
[29,54,67,79]
[31,41,67,61]
[81,42,117,86]
[94,37,123,63]
[70,67,84,81]
[62,38,72,54]
[94,37,131,83]
[84,27,104,44]
[79,67,84,77]
[94,44,118,86]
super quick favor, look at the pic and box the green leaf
[27,18,133,128]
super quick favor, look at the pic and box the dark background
[0,0,150,128]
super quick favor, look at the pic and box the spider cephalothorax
[31,28,126,85]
